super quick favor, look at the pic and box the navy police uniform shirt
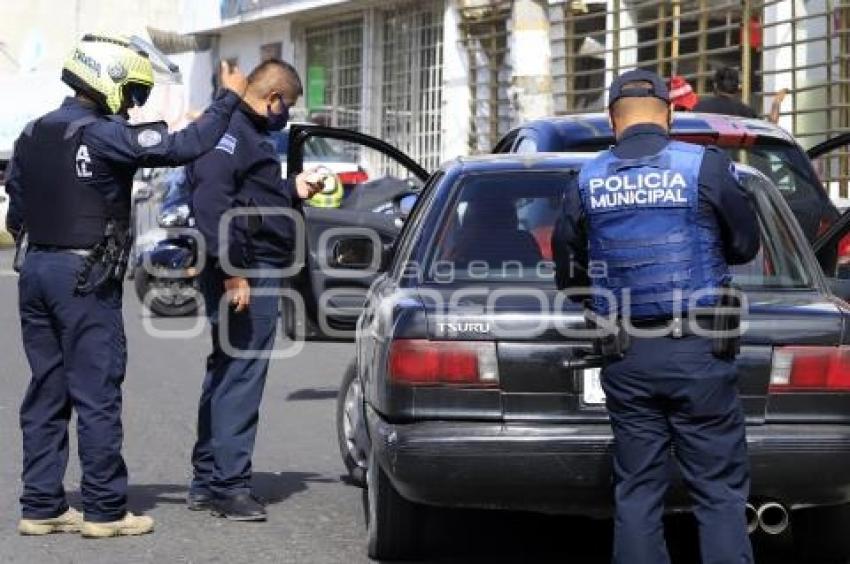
[552,123,761,293]
[4,90,242,239]
[187,103,299,268]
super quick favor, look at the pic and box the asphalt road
[0,250,829,563]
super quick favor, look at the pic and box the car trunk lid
[420,287,845,423]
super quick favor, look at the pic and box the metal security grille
[459,0,512,153]
[305,19,364,131]
[378,1,445,172]
[552,0,743,113]
[751,0,850,199]
[550,0,850,199]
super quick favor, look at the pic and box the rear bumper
[368,408,850,517]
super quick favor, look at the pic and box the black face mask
[266,101,289,131]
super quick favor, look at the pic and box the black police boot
[186,491,214,512]
[210,493,267,522]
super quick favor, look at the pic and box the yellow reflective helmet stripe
[62,34,154,114]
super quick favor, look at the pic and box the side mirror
[331,238,375,269]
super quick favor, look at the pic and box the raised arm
[86,62,248,169]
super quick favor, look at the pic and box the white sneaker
[80,512,154,538]
[18,507,84,535]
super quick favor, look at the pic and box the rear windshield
[424,171,813,289]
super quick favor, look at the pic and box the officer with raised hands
[552,69,760,564]
[6,33,247,538]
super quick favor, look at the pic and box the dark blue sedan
[327,152,850,561]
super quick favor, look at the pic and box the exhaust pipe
[745,503,758,534]
[757,501,790,535]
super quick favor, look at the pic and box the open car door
[809,132,850,301]
[286,125,429,340]
[806,132,850,162]
[813,209,850,302]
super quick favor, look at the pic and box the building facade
[181,0,850,199]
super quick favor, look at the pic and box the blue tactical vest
[576,140,729,319]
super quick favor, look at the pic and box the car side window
[390,172,444,279]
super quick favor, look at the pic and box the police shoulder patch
[127,121,167,150]
[216,133,237,155]
[137,128,163,148]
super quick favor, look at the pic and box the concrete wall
[509,0,552,124]
[440,1,472,160]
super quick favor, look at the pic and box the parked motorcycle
[133,170,201,317]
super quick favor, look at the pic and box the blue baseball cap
[608,69,671,108]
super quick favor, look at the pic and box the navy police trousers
[601,335,754,564]
[190,263,281,498]
[18,249,128,523]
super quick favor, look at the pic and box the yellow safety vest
[304,175,344,208]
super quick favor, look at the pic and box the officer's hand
[295,170,325,200]
[220,61,248,97]
[224,276,250,313]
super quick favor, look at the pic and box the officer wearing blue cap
[552,69,760,564]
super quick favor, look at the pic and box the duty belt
[628,316,716,338]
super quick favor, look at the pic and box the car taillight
[769,346,850,392]
[388,339,499,387]
[338,170,369,186]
